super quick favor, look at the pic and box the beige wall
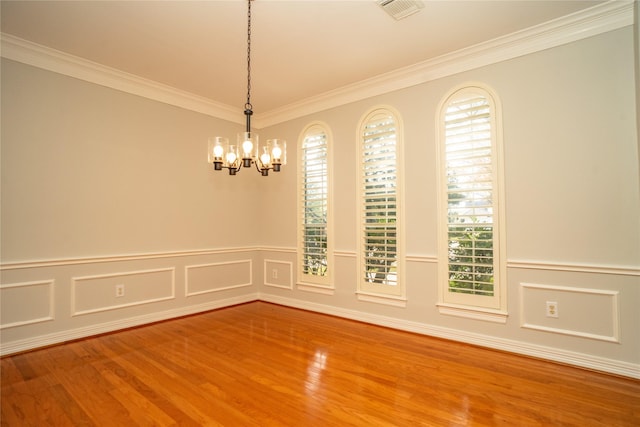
[0,58,263,350]
[1,59,264,260]
[259,27,640,374]
[1,26,639,377]
[635,0,640,176]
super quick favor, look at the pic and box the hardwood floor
[2,302,639,426]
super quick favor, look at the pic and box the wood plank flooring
[2,301,639,426]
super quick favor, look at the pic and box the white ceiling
[1,0,604,114]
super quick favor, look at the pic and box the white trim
[1,289,638,378]
[71,268,176,316]
[0,280,55,329]
[520,283,620,343]
[521,324,620,344]
[436,82,506,312]
[257,246,296,254]
[356,105,406,300]
[296,121,334,288]
[0,33,242,125]
[0,293,258,357]
[1,2,632,128]
[0,247,260,270]
[255,0,634,127]
[260,294,640,379]
[185,260,254,296]
[3,250,634,274]
[508,260,640,276]
[264,259,293,290]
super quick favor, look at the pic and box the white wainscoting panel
[72,268,175,316]
[264,259,293,290]
[520,283,620,342]
[185,259,253,296]
[0,280,55,329]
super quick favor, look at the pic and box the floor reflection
[305,349,328,393]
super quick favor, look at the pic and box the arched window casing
[297,122,333,290]
[436,84,507,319]
[357,107,405,304]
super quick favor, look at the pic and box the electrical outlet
[546,301,558,318]
[115,284,125,298]
[272,269,278,279]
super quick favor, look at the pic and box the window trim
[356,106,405,305]
[296,121,334,291]
[436,83,507,319]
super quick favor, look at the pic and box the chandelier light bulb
[242,139,253,156]
[226,151,237,164]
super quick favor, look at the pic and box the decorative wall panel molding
[185,260,253,296]
[520,283,620,343]
[264,259,293,290]
[0,280,54,329]
[72,268,175,316]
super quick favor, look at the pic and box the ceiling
[1,0,604,115]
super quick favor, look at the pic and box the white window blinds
[361,111,398,288]
[300,129,328,278]
[444,94,495,297]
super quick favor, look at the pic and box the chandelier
[208,0,286,176]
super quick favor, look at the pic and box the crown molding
[0,33,244,125]
[255,0,634,127]
[1,1,633,129]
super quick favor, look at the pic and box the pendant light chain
[209,0,286,176]
[245,0,252,111]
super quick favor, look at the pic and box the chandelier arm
[255,158,270,176]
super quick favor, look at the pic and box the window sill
[437,303,508,323]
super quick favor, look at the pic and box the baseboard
[0,293,258,356]
[259,294,640,379]
[4,291,638,379]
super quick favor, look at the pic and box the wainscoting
[1,247,639,379]
[0,248,260,356]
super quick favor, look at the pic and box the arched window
[437,84,506,318]
[297,122,333,289]
[357,107,405,304]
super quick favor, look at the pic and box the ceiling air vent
[377,0,425,20]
